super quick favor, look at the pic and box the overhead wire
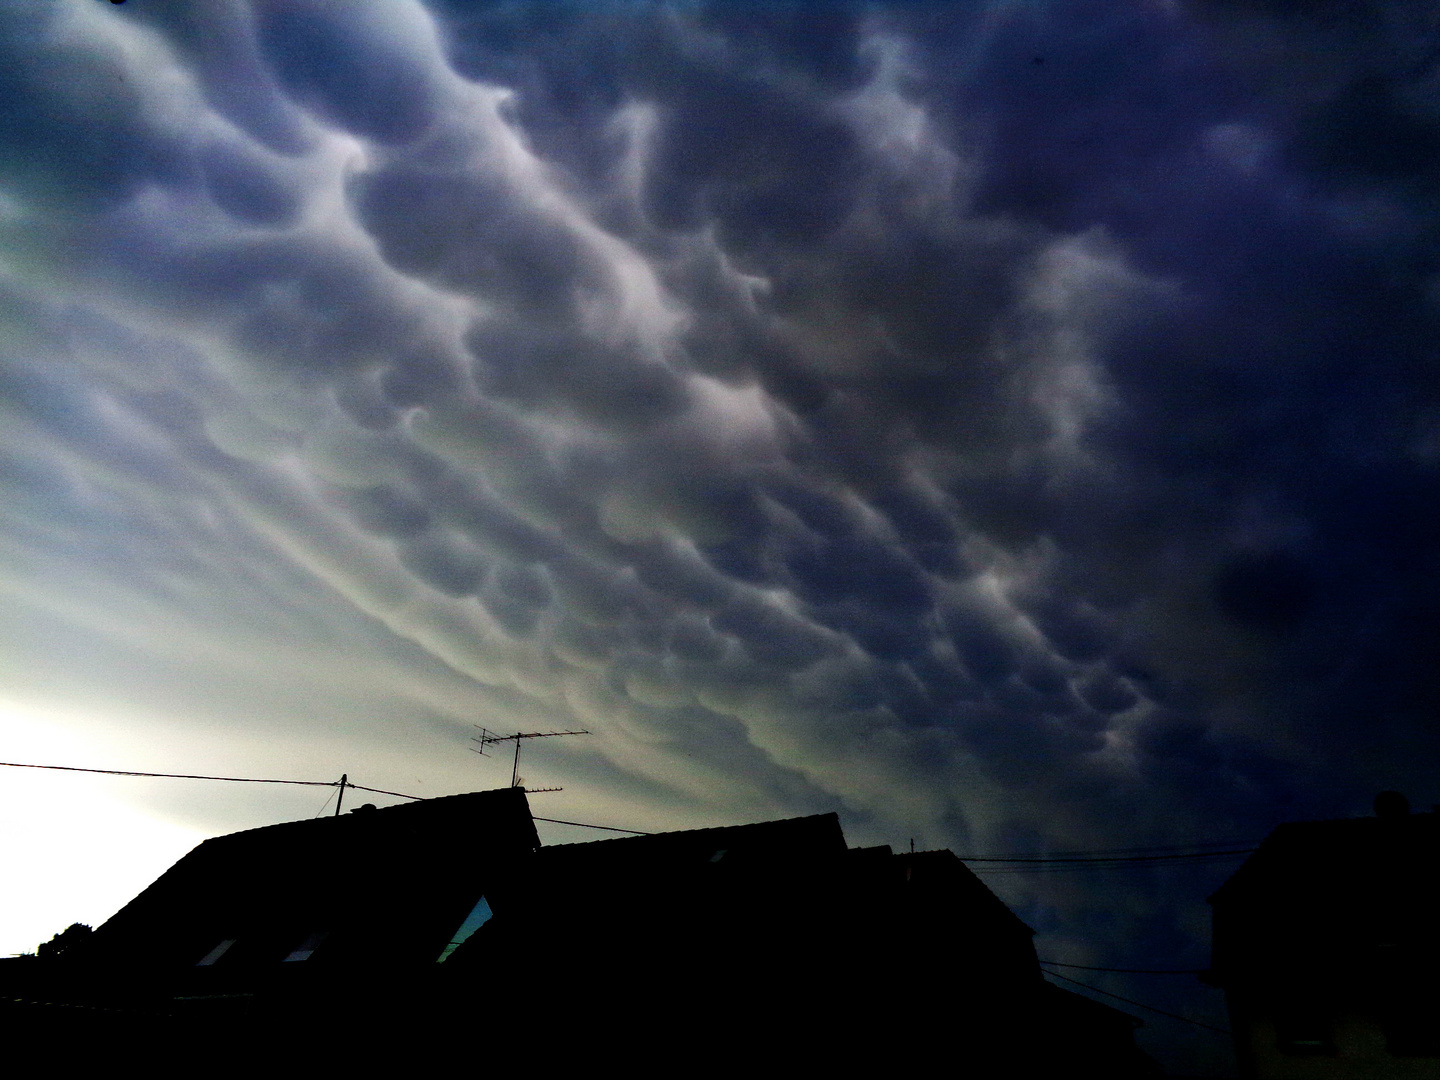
[0,759,646,834]
[965,849,1255,873]
[533,815,651,835]
[1039,960,1207,975]
[962,848,1255,864]
[973,861,1249,875]
[0,759,1255,854]
[0,760,338,787]
[344,781,422,801]
[976,839,1256,858]
[1040,967,1231,1035]
[312,786,339,818]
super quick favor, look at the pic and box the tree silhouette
[37,922,91,960]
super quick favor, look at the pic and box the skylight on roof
[283,931,329,962]
[437,895,493,963]
[196,938,236,967]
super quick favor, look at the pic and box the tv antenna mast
[471,726,589,788]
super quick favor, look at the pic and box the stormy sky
[2,0,1437,1068]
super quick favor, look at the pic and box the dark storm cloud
[3,3,1437,1068]
[255,1,444,146]
[199,140,302,227]
[6,0,1422,827]
[0,3,183,213]
[120,0,311,154]
[353,167,605,317]
[465,320,688,431]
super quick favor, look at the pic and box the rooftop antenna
[471,726,589,789]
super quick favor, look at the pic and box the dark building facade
[4,789,1157,1072]
[1207,797,1439,1079]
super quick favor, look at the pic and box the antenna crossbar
[471,726,590,788]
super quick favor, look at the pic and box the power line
[1040,960,1207,975]
[345,782,423,801]
[0,760,337,788]
[966,850,1255,874]
[0,759,1256,859]
[1041,967,1231,1035]
[533,815,651,835]
[0,759,651,834]
[312,786,339,818]
[973,859,1251,876]
[4,758,629,834]
[0,760,429,804]
[984,839,1257,858]
[962,848,1255,864]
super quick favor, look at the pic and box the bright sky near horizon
[3,2,1437,1072]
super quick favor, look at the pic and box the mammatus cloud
[2,2,1436,1068]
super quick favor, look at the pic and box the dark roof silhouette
[83,786,538,972]
[1208,803,1439,1074]
[1209,808,1438,972]
[1211,809,1437,898]
[3,788,1159,1074]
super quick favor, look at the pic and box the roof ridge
[193,787,529,843]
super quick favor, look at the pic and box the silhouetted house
[2,787,539,1061]
[1207,794,1439,1078]
[467,816,1045,1068]
[474,823,1158,1073]
[3,788,1157,1073]
[87,786,538,972]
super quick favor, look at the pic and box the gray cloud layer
[3,1,1437,1067]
